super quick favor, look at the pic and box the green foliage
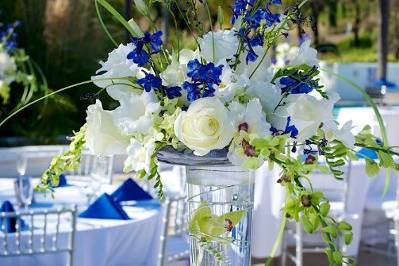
[36,124,87,192]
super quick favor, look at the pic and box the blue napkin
[0,201,28,233]
[111,178,153,203]
[356,148,378,160]
[50,174,68,188]
[0,201,17,232]
[79,193,129,220]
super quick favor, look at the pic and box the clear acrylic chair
[281,161,369,265]
[0,205,77,266]
[158,195,190,266]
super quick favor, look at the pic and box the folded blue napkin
[79,193,129,220]
[356,148,378,160]
[49,174,68,188]
[111,178,153,203]
[0,201,28,233]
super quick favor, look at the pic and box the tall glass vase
[158,147,255,266]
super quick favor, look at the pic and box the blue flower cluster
[270,116,298,138]
[0,21,20,51]
[137,71,162,92]
[137,71,182,100]
[183,59,224,102]
[127,31,163,67]
[232,0,281,63]
[278,66,321,95]
[279,76,313,94]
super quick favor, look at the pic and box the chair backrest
[158,195,188,266]
[308,161,352,213]
[0,205,77,266]
[65,151,114,184]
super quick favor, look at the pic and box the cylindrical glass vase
[158,147,255,266]
[186,165,254,266]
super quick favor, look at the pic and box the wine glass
[16,176,33,209]
[16,154,27,177]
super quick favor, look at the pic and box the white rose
[229,99,270,137]
[111,90,160,135]
[91,43,139,97]
[124,138,155,174]
[0,52,17,84]
[174,97,234,156]
[85,100,130,156]
[199,30,239,63]
[289,40,319,67]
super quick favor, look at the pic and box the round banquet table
[0,178,162,266]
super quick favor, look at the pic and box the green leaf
[320,202,330,217]
[333,251,343,264]
[365,158,380,176]
[378,151,395,168]
[323,225,337,238]
[344,232,353,245]
[217,6,224,28]
[338,221,352,231]
[301,215,313,234]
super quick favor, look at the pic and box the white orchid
[289,40,319,67]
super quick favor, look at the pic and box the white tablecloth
[0,179,162,266]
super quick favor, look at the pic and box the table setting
[0,162,163,266]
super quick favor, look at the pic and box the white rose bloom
[229,99,270,137]
[91,43,139,98]
[289,40,319,67]
[112,91,160,135]
[124,138,155,174]
[85,100,130,156]
[286,94,336,142]
[0,52,17,84]
[199,30,239,63]
[174,97,234,156]
[160,49,197,87]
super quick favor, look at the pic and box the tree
[377,0,390,80]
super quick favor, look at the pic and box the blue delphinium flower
[270,116,299,138]
[183,59,224,102]
[127,31,163,67]
[231,0,256,24]
[233,1,281,64]
[183,82,201,102]
[279,76,313,94]
[187,59,224,85]
[165,86,182,99]
[137,72,162,92]
[0,21,20,51]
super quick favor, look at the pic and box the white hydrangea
[0,52,17,84]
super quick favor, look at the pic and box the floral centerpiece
[14,0,396,265]
[0,21,44,107]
